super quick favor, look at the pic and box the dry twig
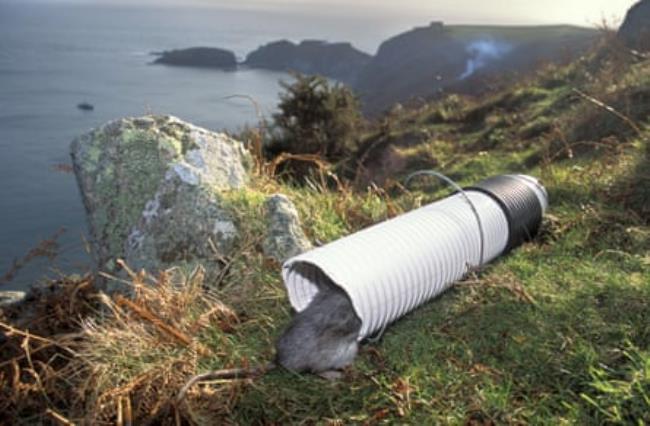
[114,295,211,356]
[176,363,273,405]
[0,228,66,284]
[572,88,643,136]
[45,408,76,425]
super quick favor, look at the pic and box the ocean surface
[0,1,425,290]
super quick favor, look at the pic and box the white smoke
[459,39,513,80]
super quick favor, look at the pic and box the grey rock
[71,115,251,281]
[125,171,238,284]
[263,194,312,263]
[0,291,26,308]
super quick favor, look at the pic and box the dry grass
[1,274,97,424]
[0,263,248,425]
[74,265,248,425]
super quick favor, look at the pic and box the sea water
[0,1,423,290]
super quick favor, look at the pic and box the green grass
[192,41,650,423]
[210,136,648,423]
[11,38,644,424]
[447,24,598,43]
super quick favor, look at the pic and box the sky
[1,0,639,26]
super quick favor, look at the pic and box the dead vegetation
[1,228,66,285]
[0,263,250,425]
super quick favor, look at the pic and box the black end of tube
[467,175,544,252]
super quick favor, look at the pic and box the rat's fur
[275,278,361,374]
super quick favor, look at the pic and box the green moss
[74,120,209,269]
[219,188,268,237]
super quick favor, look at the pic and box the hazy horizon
[0,0,638,27]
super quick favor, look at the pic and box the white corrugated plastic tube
[282,174,548,340]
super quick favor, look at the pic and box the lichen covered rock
[263,194,312,263]
[71,115,251,279]
[125,172,238,283]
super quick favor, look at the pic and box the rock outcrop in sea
[153,47,237,70]
[70,115,252,287]
[619,0,650,51]
[244,40,371,85]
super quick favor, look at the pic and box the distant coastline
[151,39,372,85]
[152,22,599,114]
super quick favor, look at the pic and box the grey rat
[177,278,361,402]
[275,279,362,377]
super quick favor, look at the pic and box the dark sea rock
[619,0,650,51]
[244,39,371,85]
[353,22,598,115]
[153,47,237,70]
[77,102,94,111]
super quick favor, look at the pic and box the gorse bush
[266,74,364,177]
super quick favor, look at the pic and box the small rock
[0,291,26,308]
[77,102,94,111]
[263,194,312,263]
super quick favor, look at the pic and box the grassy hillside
[1,35,648,424]
[354,22,599,115]
[447,24,597,42]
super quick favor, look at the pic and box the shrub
[266,74,363,175]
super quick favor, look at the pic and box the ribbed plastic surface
[513,174,549,213]
[467,174,547,251]
[283,191,510,339]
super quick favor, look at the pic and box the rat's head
[275,272,361,374]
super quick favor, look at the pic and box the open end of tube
[282,261,321,312]
[283,260,366,340]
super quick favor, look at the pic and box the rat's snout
[275,283,362,374]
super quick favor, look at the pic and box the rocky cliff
[619,0,650,51]
[353,23,598,115]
